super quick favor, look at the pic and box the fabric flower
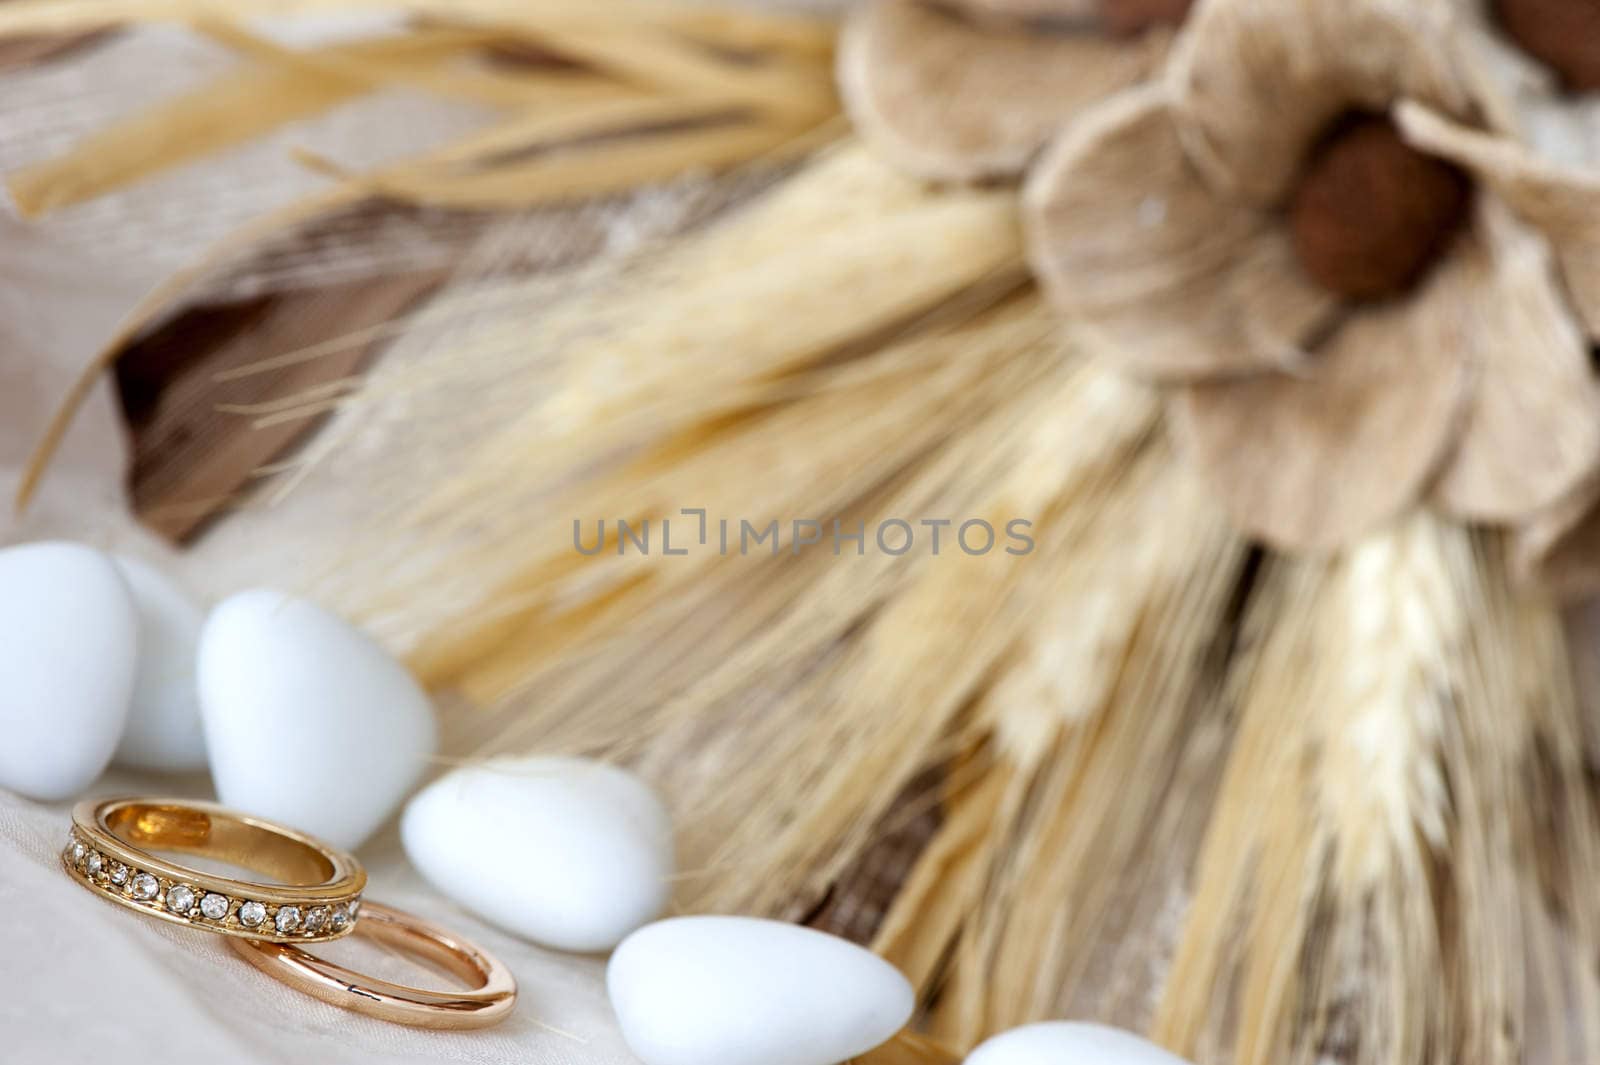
[1024,0,1600,551]
[837,0,1194,183]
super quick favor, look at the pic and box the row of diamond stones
[63,832,358,936]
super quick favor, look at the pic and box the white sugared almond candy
[966,1022,1195,1065]
[0,542,138,800]
[607,916,914,1065]
[403,755,673,952]
[198,589,437,850]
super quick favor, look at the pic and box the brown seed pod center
[1493,0,1600,92]
[1289,113,1472,303]
[1099,0,1195,37]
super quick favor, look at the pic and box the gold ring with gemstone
[63,797,365,943]
[230,901,517,1028]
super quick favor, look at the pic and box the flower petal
[1512,475,1600,602]
[1431,200,1600,522]
[1167,0,1474,206]
[1025,86,1338,380]
[1168,237,1477,551]
[1398,99,1600,340]
[838,0,1158,183]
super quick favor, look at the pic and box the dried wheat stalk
[390,143,1025,691]
[876,444,1246,1049]
[1148,517,1600,1065]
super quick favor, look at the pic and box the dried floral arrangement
[8,0,1600,1063]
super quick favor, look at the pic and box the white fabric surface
[0,25,642,1063]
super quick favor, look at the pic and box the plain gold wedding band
[229,901,518,1028]
[64,797,365,944]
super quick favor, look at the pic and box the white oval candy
[112,556,207,772]
[403,755,672,952]
[966,1023,1194,1065]
[198,589,437,849]
[0,541,137,800]
[608,916,914,1065]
